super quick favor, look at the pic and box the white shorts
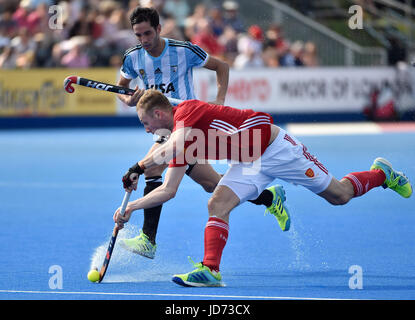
[218,128,333,203]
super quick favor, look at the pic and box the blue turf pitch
[0,127,414,300]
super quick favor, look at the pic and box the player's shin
[247,189,273,207]
[142,176,163,244]
[344,170,386,197]
[202,217,229,272]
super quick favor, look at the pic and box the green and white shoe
[172,258,224,287]
[264,185,291,231]
[119,229,157,259]
[370,157,412,198]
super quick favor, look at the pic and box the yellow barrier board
[0,68,118,116]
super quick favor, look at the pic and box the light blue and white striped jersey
[120,38,209,101]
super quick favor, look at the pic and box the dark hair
[129,7,159,29]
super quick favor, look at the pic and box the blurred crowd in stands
[0,0,320,69]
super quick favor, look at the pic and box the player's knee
[326,194,350,206]
[207,197,227,218]
[320,178,353,206]
[207,197,218,213]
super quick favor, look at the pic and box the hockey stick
[98,191,131,283]
[63,75,184,105]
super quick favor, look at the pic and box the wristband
[129,161,145,175]
[122,161,145,189]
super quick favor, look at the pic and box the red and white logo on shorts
[305,168,315,178]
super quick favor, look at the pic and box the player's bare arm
[116,75,145,106]
[121,127,190,192]
[114,166,187,228]
[140,127,190,170]
[203,56,229,105]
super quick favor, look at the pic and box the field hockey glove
[122,162,145,189]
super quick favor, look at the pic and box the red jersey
[169,100,273,167]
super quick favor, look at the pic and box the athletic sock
[248,189,273,207]
[203,217,229,272]
[344,169,386,197]
[142,176,163,244]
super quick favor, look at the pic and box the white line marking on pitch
[0,289,356,300]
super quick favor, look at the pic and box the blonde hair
[136,89,172,114]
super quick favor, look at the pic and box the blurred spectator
[85,0,128,65]
[0,47,15,68]
[233,25,264,69]
[94,2,137,50]
[60,38,90,68]
[12,0,33,31]
[191,18,224,58]
[302,41,319,67]
[0,10,19,38]
[26,2,49,35]
[263,23,287,51]
[222,0,244,34]
[33,32,55,67]
[68,5,96,39]
[0,23,11,49]
[248,25,264,43]
[86,8,104,40]
[49,41,64,67]
[14,46,34,67]
[162,0,189,30]
[109,4,130,31]
[207,5,225,37]
[127,0,141,13]
[140,0,165,13]
[95,1,121,45]
[262,46,279,68]
[279,40,304,67]
[9,26,36,67]
[160,16,184,41]
[184,3,207,41]
[60,0,86,28]
[218,25,238,66]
